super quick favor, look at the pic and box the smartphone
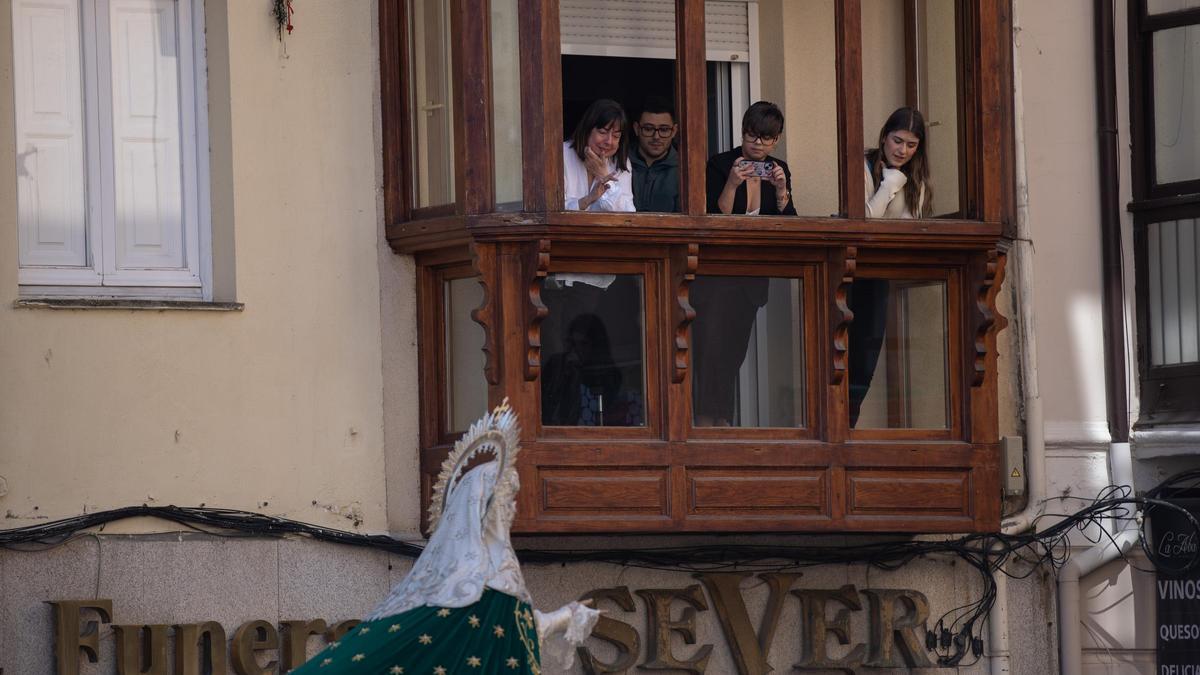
[744,160,775,178]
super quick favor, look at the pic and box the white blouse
[563,142,635,212]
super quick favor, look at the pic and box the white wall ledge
[1132,427,1200,459]
[14,298,243,312]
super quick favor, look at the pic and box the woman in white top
[563,99,635,212]
[864,107,933,219]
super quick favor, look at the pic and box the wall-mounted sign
[1152,492,1200,675]
[51,574,942,674]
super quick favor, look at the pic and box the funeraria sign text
[51,573,938,674]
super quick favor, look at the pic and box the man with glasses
[630,96,681,213]
[706,100,796,216]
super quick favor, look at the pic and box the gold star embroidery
[436,608,451,618]
[418,634,433,645]
[352,654,365,662]
[320,658,332,667]
[390,668,404,675]
[434,667,447,675]
[466,655,482,667]
[506,657,520,669]
[493,625,505,638]
[359,627,370,635]
[389,623,402,633]
[467,615,481,628]
[522,609,533,624]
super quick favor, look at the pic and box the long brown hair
[569,99,631,173]
[866,107,932,217]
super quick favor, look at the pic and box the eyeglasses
[743,132,780,145]
[638,124,676,137]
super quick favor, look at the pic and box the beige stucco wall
[1017,0,1112,446]
[0,1,419,534]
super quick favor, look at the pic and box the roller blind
[560,0,751,61]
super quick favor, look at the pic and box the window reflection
[410,0,455,208]
[692,276,805,427]
[491,0,522,210]
[445,278,487,432]
[1152,25,1200,185]
[849,279,949,430]
[540,274,646,427]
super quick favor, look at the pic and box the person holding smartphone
[690,102,794,427]
[563,99,635,212]
[705,101,796,216]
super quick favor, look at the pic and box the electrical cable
[2,473,1199,667]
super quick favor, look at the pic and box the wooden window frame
[536,255,667,442]
[1128,0,1200,427]
[686,260,823,442]
[385,0,1014,534]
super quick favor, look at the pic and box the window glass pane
[560,2,677,213]
[1147,219,1200,366]
[540,274,646,427]
[1153,25,1200,185]
[861,0,960,218]
[445,278,487,432]
[491,0,522,210]
[722,0,838,217]
[409,0,455,208]
[1148,0,1200,13]
[850,279,949,430]
[692,276,805,427]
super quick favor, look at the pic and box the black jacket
[705,148,797,216]
[631,146,681,213]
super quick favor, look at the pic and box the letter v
[696,572,801,675]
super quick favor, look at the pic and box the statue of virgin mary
[292,403,598,674]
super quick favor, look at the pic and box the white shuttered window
[12,0,208,298]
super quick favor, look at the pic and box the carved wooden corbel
[524,239,551,381]
[971,248,1007,387]
[468,241,499,386]
[830,246,857,385]
[671,243,699,383]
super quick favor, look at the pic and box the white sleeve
[563,144,586,210]
[865,164,907,218]
[594,167,636,212]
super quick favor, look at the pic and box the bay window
[382,0,1013,534]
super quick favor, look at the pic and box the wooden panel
[517,0,563,211]
[676,0,707,216]
[845,469,971,516]
[450,0,494,214]
[686,468,828,515]
[538,467,670,516]
[835,0,865,219]
[379,0,412,226]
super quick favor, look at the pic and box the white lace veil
[366,405,529,620]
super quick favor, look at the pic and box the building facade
[0,0,1196,673]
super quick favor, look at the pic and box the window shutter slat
[105,0,188,274]
[13,0,89,269]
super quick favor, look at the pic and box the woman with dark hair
[864,106,933,218]
[563,99,635,212]
[706,100,796,216]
